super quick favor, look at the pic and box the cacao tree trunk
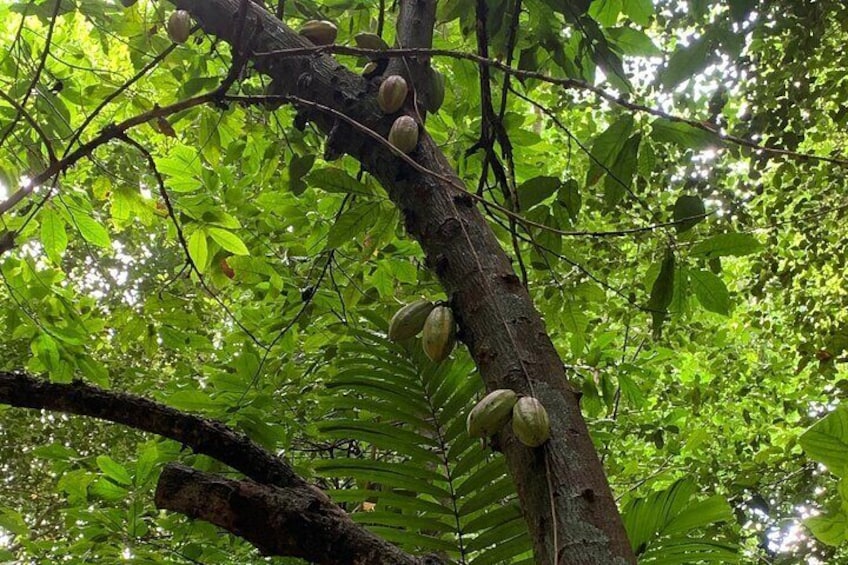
[174,1,636,563]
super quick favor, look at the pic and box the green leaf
[665,495,733,534]
[690,269,730,315]
[673,195,706,233]
[806,513,848,546]
[800,407,848,476]
[135,442,159,487]
[607,27,662,57]
[40,208,67,263]
[647,249,675,338]
[327,201,381,249]
[587,115,635,186]
[557,179,581,221]
[96,455,132,486]
[518,176,561,210]
[289,153,316,195]
[70,211,111,249]
[662,36,712,88]
[90,477,129,501]
[691,233,761,259]
[623,0,653,26]
[158,146,203,192]
[0,507,28,536]
[588,0,622,27]
[306,168,373,195]
[188,229,208,269]
[207,227,249,255]
[603,134,640,208]
[651,119,714,150]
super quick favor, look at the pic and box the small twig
[252,44,848,167]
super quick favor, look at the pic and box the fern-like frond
[310,327,532,563]
[622,477,739,563]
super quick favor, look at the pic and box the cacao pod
[354,32,390,51]
[467,389,518,438]
[388,299,434,341]
[422,305,455,362]
[299,20,337,46]
[426,69,446,113]
[512,397,550,447]
[121,0,137,7]
[388,115,419,154]
[362,62,379,76]
[167,10,192,44]
[378,75,408,114]
[220,259,235,279]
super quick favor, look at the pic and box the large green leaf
[691,233,761,258]
[801,407,848,476]
[586,115,635,186]
[689,269,730,315]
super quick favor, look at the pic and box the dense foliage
[0,0,846,562]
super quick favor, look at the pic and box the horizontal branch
[156,464,427,564]
[0,88,216,216]
[0,371,300,488]
[252,44,848,167]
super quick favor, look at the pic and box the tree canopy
[0,0,847,563]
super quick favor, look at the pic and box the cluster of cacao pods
[388,300,456,363]
[466,390,550,448]
[167,10,192,44]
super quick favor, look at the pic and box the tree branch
[0,371,299,487]
[0,371,429,563]
[252,44,848,167]
[155,464,429,564]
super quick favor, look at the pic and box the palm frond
[311,328,532,563]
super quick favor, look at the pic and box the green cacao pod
[167,10,192,44]
[362,62,379,76]
[426,69,446,113]
[388,116,419,154]
[299,20,337,46]
[378,75,408,114]
[388,299,435,341]
[512,397,550,447]
[467,389,518,438]
[354,32,390,51]
[422,305,455,362]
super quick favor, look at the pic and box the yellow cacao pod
[512,397,550,447]
[467,389,518,438]
[378,75,408,114]
[167,10,192,44]
[388,299,435,341]
[422,305,455,362]
[388,116,419,154]
[299,20,338,45]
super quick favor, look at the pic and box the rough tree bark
[171,1,636,563]
[155,464,425,565]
